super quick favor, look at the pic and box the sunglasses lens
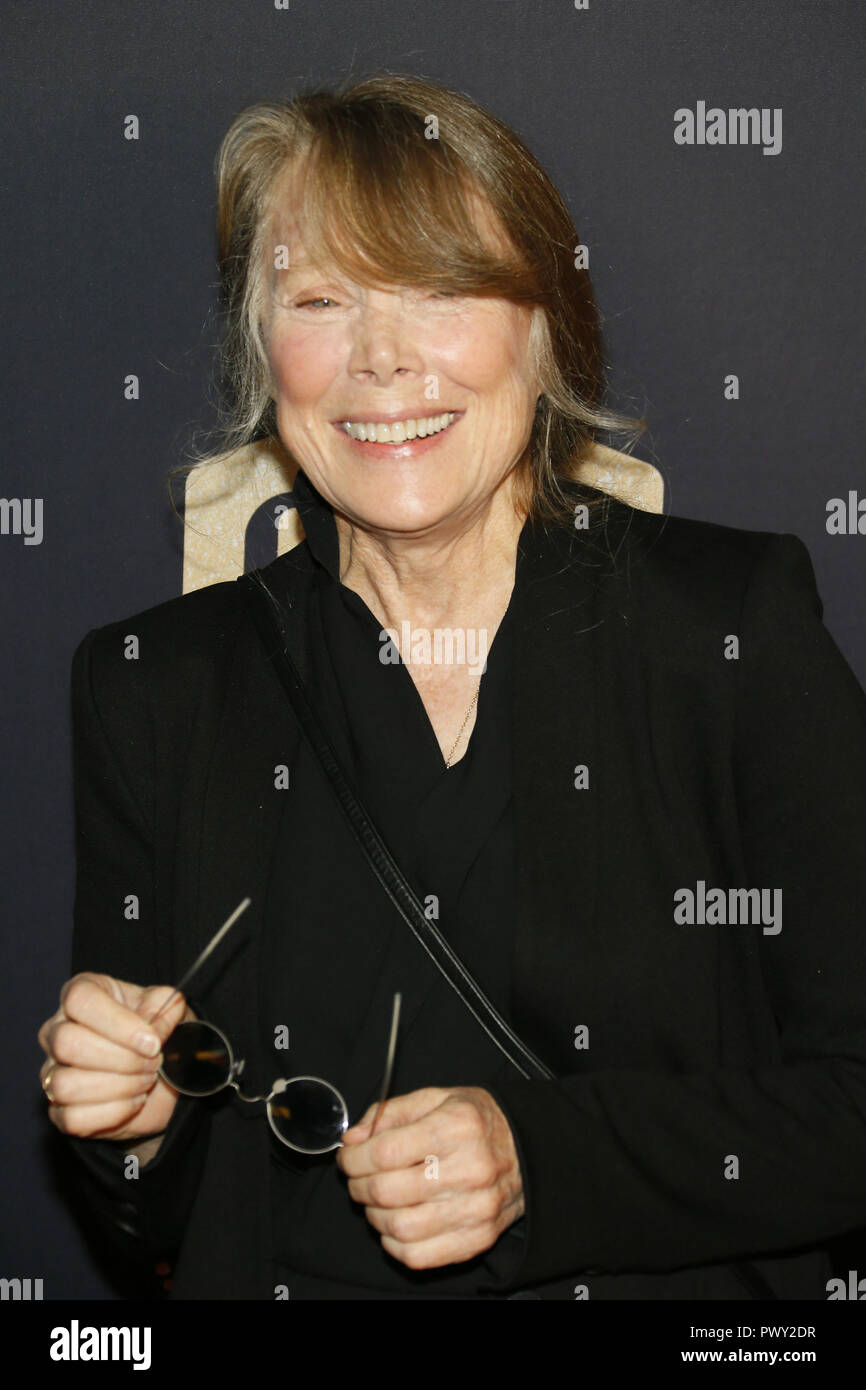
[160,1021,232,1095]
[268,1078,348,1154]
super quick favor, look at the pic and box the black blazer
[67,483,866,1299]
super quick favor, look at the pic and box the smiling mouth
[336,412,459,443]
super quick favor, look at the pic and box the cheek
[267,324,344,406]
[431,312,532,395]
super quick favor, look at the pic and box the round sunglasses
[158,1017,353,1154]
[150,899,401,1155]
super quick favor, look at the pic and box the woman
[37,74,866,1301]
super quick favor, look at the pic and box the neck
[334,477,526,637]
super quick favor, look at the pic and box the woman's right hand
[37,974,197,1144]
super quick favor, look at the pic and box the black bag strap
[235,567,783,1298]
[236,567,555,1082]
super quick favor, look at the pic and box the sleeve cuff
[65,1094,211,1259]
[474,1075,599,1294]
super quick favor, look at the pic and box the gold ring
[42,1065,57,1105]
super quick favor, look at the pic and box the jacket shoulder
[572,485,821,622]
[72,538,318,704]
[73,577,248,687]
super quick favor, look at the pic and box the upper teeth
[341,412,457,443]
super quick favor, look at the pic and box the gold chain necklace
[444,680,482,768]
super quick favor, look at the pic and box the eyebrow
[273,265,306,283]
[272,268,353,299]
[274,257,338,279]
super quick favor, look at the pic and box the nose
[346,293,425,384]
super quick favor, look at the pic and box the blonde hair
[170,73,647,526]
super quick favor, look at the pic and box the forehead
[268,205,361,291]
[265,158,514,285]
[267,195,319,264]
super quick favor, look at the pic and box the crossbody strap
[235,568,784,1298]
[236,567,555,1082]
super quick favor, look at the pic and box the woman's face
[263,205,540,539]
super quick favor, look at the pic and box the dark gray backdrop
[2,0,864,1299]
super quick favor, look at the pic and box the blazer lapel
[509,496,616,1067]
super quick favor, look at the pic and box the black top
[65,469,866,1301]
[262,469,527,1296]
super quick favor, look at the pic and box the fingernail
[134,1032,161,1057]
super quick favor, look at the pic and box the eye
[296,297,338,310]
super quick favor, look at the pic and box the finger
[338,1095,455,1178]
[60,972,134,1011]
[41,1063,160,1107]
[363,1185,507,1246]
[343,1086,450,1141]
[346,1136,500,1208]
[47,1019,163,1074]
[378,1221,502,1272]
[58,975,173,1059]
[37,1015,62,1055]
[346,1153,456,1210]
[137,986,190,1035]
[48,1094,152,1138]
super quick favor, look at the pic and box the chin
[350,500,456,537]
[338,477,466,536]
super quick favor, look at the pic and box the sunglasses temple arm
[146,897,252,1028]
[369,992,401,1138]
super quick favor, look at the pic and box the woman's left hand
[335,1085,525,1269]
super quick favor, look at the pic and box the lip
[330,411,464,459]
[331,409,462,425]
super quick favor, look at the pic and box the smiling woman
[40,73,866,1303]
[204,74,646,529]
[264,228,540,542]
